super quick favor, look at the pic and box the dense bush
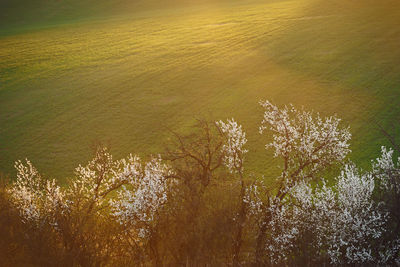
[1,100,399,266]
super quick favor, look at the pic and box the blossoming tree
[255,100,352,264]
[217,119,248,265]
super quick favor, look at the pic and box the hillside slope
[1,0,400,179]
[0,0,247,35]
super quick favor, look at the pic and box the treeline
[1,100,399,266]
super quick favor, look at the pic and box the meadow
[1,0,400,179]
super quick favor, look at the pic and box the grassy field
[1,0,400,180]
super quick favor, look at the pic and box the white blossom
[372,146,400,193]
[110,156,174,239]
[65,148,140,211]
[9,159,64,225]
[264,197,299,264]
[265,164,390,265]
[216,119,248,174]
[371,146,400,263]
[259,100,351,183]
[243,183,264,217]
[317,165,386,264]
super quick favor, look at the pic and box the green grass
[1,0,400,180]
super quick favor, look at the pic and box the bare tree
[163,120,226,264]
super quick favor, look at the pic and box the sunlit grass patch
[1,0,400,179]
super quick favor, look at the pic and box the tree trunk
[232,180,246,266]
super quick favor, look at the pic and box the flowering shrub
[110,156,174,240]
[250,100,352,264]
[65,147,139,214]
[9,159,64,226]
[292,164,389,265]
[259,100,351,187]
[254,159,400,265]
[2,101,400,266]
[216,119,248,174]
